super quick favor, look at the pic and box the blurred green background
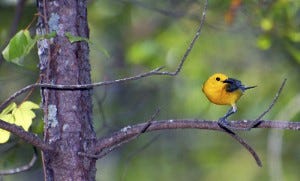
[0,0,300,180]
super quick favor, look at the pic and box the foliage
[254,0,300,63]
[0,101,39,143]
[2,30,108,66]
[2,30,56,65]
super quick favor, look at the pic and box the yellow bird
[202,73,256,130]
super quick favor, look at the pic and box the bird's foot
[217,118,237,134]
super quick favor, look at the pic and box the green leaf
[2,30,34,65]
[65,32,110,58]
[2,30,57,66]
[65,32,89,43]
[43,31,57,39]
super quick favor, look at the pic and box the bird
[202,73,256,131]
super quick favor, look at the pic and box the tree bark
[36,0,96,180]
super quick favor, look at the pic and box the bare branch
[0,119,53,151]
[0,67,160,112]
[92,119,300,165]
[249,78,287,128]
[225,131,262,167]
[0,147,37,175]
[78,109,160,159]
[154,0,208,76]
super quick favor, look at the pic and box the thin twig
[21,77,41,104]
[0,68,159,112]
[79,108,160,159]
[250,78,287,128]
[0,147,38,175]
[226,131,262,167]
[155,0,208,76]
[140,108,160,133]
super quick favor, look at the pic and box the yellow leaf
[13,109,36,131]
[19,101,39,110]
[12,101,39,131]
[0,129,10,143]
[0,101,39,142]
[0,114,14,143]
[0,102,17,115]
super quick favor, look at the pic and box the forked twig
[249,78,287,128]
[79,109,160,159]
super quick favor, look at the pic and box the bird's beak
[222,78,235,84]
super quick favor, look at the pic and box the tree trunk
[36,0,96,180]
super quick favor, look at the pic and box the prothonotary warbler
[202,73,256,131]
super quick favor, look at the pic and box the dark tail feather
[244,85,257,90]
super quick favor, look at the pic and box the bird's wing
[224,78,244,92]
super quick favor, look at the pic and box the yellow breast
[202,73,243,106]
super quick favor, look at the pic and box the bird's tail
[244,85,257,90]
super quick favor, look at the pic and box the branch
[0,68,160,111]
[249,78,287,128]
[92,119,300,164]
[0,119,53,151]
[225,130,262,166]
[0,147,37,175]
[78,109,159,159]
[154,0,208,76]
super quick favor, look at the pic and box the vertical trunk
[36,0,96,180]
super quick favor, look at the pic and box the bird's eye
[215,77,220,81]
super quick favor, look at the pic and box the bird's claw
[218,118,236,134]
